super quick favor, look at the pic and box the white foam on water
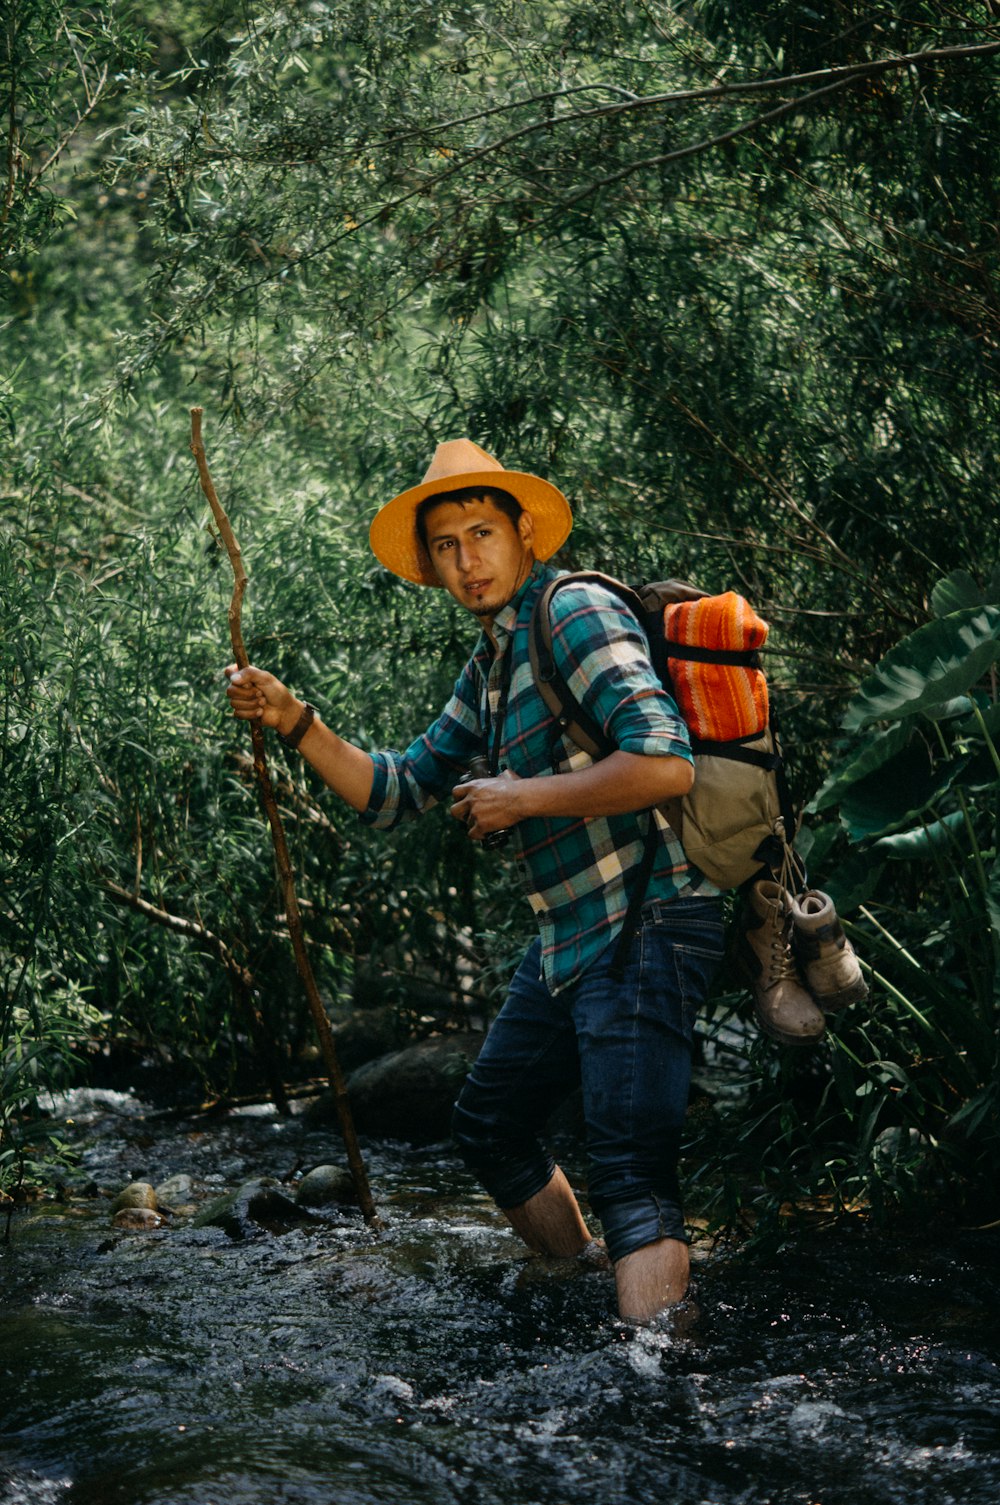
[36,1086,149,1119]
[0,1472,72,1504]
[786,1399,851,1438]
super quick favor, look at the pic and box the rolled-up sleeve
[360,666,483,830]
[549,583,693,762]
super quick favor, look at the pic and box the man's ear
[519,509,535,549]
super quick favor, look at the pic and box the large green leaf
[987,858,1000,949]
[795,819,839,872]
[839,740,967,842]
[820,848,885,913]
[870,811,966,860]
[808,722,912,814]
[930,570,986,618]
[843,607,1000,732]
[922,697,975,722]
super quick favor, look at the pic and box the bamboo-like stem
[189,407,381,1230]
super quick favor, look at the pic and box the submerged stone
[110,1181,158,1213]
[112,1207,165,1231]
[154,1173,194,1205]
[296,1164,358,1207]
[190,1177,318,1239]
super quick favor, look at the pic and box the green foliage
[789,568,1000,1224]
[0,984,101,1200]
[1,0,148,275]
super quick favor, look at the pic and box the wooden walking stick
[189,407,381,1231]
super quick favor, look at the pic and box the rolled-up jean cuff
[595,1191,688,1264]
[490,1159,557,1213]
[450,1097,558,1211]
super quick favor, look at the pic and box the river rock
[339,1032,485,1143]
[154,1173,194,1206]
[110,1181,158,1213]
[113,1207,165,1231]
[331,1006,410,1070]
[296,1164,358,1207]
[191,1177,319,1239]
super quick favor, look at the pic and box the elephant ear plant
[806,567,1000,1218]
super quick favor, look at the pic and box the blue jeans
[452,895,725,1263]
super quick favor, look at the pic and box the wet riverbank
[2,1089,999,1505]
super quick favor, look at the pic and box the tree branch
[103,879,254,988]
[123,34,1000,387]
[33,65,109,185]
[365,37,1000,152]
[536,54,980,222]
[221,37,1000,323]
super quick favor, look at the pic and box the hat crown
[421,439,503,488]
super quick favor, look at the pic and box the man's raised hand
[225,664,300,735]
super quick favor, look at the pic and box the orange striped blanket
[663,591,769,741]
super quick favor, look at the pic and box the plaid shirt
[361,560,713,991]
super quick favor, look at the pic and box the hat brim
[369,468,573,586]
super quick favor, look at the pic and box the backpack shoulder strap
[528,572,645,760]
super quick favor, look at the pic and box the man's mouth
[464,579,491,595]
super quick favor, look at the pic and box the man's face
[422,497,535,621]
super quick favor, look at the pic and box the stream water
[2,1088,999,1505]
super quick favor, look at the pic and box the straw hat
[369,438,574,587]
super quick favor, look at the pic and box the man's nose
[457,540,480,573]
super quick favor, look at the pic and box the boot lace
[765,915,799,989]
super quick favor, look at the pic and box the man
[226,438,724,1323]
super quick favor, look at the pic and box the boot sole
[808,977,869,1012]
[752,1001,826,1047]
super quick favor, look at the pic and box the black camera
[456,755,510,850]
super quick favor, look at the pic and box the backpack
[528,571,798,891]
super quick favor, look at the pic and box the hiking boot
[738,880,826,1046]
[789,889,868,1011]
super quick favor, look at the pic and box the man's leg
[573,896,725,1322]
[613,1238,690,1322]
[452,940,595,1253]
[503,1166,594,1257]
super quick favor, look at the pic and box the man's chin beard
[464,560,532,619]
[470,590,512,618]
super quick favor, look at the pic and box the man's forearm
[453,750,694,837]
[280,703,375,812]
[513,750,693,820]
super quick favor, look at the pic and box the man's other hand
[450,771,520,840]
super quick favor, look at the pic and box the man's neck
[475,558,542,646]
